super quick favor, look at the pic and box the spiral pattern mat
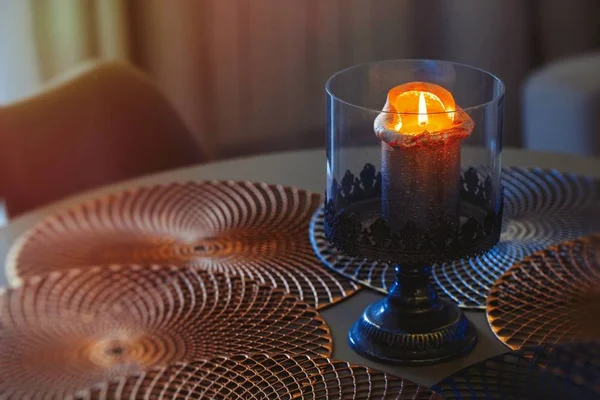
[488,235,600,350]
[6,181,359,309]
[74,353,441,400]
[433,342,600,399]
[310,167,600,309]
[0,266,332,398]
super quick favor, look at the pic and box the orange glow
[418,92,428,126]
[387,82,456,134]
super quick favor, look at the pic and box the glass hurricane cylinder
[324,59,504,365]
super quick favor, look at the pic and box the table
[2,147,600,387]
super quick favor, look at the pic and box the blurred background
[1,0,599,162]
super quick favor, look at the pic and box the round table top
[1,147,600,387]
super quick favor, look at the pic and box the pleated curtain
[2,0,599,160]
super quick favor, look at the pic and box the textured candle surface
[375,82,473,233]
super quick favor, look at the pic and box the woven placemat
[74,353,441,400]
[488,235,600,349]
[7,181,359,309]
[433,342,600,399]
[0,265,332,398]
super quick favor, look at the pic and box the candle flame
[375,82,475,146]
[384,82,457,134]
[418,92,428,126]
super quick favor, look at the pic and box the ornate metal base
[348,265,477,365]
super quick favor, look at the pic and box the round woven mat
[74,353,441,399]
[310,167,600,309]
[0,265,332,398]
[6,181,359,309]
[433,342,600,399]
[488,235,600,350]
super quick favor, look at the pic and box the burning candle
[374,82,474,234]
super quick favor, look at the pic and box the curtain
[0,0,129,104]
[2,0,599,158]
[0,1,40,104]
[31,0,130,81]
[129,0,534,156]
[128,0,600,157]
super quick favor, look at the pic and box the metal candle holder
[324,60,505,365]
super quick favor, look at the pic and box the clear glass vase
[324,59,504,365]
